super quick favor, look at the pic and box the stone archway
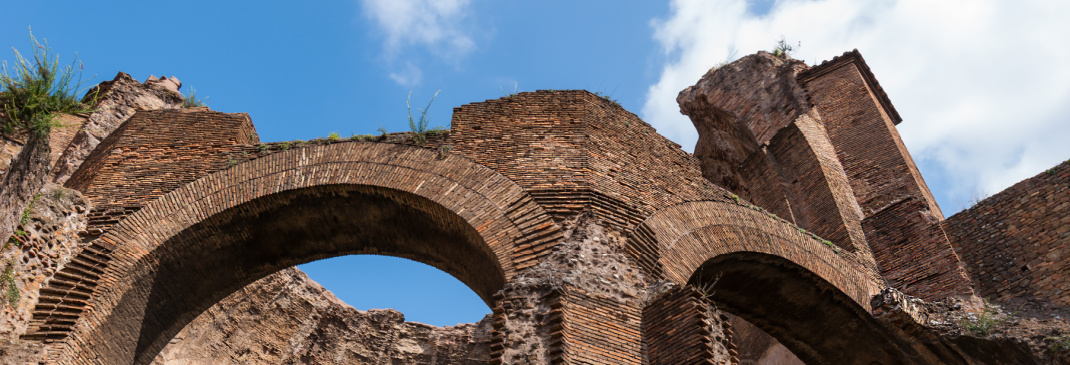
[43,142,560,364]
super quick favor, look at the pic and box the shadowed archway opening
[111,184,505,364]
[690,252,919,365]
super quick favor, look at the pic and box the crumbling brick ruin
[0,49,1068,364]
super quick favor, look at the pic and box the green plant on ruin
[377,125,388,139]
[181,87,207,108]
[500,81,518,98]
[279,141,291,150]
[257,144,268,153]
[1,29,95,139]
[438,144,452,158]
[407,90,444,145]
[691,271,722,298]
[5,194,38,248]
[1,259,18,307]
[1048,331,1070,352]
[593,91,621,109]
[959,301,1009,337]
[771,36,798,58]
[327,131,341,142]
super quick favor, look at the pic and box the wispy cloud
[360,0,476,85]
[644,0,1070,213]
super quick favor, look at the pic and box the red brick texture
[799,51,973,301]
[450,91,725,233]
[944,160,1070,306]
[681,50,974,302]
[554,289,643,364]
[40,141,561,364]
[632,200,884,309]
[26,90,936,364]
[642,287,737,364]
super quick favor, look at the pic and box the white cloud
[644,0,1070,213]
[389,61,423,86]
[360,0,476,85]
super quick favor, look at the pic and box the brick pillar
[799,51,975,300]
[642,287,737,364]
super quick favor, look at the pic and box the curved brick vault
[16,89,986,364]
[42,142,561,364]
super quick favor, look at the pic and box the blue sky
[4,1,1069,327]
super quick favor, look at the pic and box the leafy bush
[408,90,446,144]
[960,301,1007,337]
[1,29,94,138]
[181,87,207,108]
[771,36,798,58]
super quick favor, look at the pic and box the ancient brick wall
[64,108,257,237]
[554,289,643,364]
[943,160,1070,307]
[798,52,940,218]
[642,286,736,364]
[450,90,727,234]
[799,51,973,301]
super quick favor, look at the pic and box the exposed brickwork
[40,142,560,363]
[642,286,737,364]
[798,51,939,217]
[862,198,974,298]
[799,51,972,301]
[677,53,871,260]
[944,160,1070,307]
[450,91,728,235]
[554,288,642,364]
[682,50,974,302]
[64,109,258,238]
[633,200,884,309]
[51,72,185,184]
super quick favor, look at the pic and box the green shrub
[771,36,798,58]
[1,260,18,307]
[960,302,1006,337]
[1,29,95,138]
[327,131,340,141]
[182,87,207,108]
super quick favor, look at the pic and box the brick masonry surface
[944,160,1070,306]
[680,50,974,302]
[13,87,994,364]
[642,286,736,364]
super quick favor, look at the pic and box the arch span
[629,200,884,307]
[692,252,922,364]
[46,142,561,364]
[630,200,914,363]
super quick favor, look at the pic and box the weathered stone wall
[490,214,653,365]
[944,160,1070,307]
[798,52,973,301]
[51,72,185,185]
[152,267,491,365]
[64,108,257,238]
[0,114,87,177]
[0,184,89,363]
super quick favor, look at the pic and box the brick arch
[631,200,914,364]
[629,200,883,307]
[44,142,561,365]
